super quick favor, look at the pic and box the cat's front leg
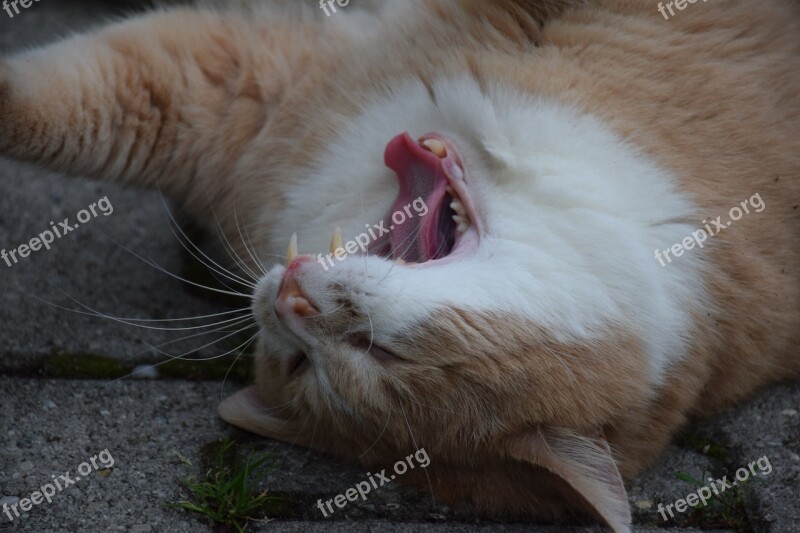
[0,8,306,203]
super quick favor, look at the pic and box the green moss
[31,350,253,382]
[158,355,253,382]
[41,353,130,379]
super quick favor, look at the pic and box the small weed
[169,438,285,532]
[676,432,728,461]
[672,470,753,532]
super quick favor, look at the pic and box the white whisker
[358,403,393,458]
[208,201,264,282]
[99,232,252,299]
[234,202,269,277]
[159,194,258,289]
[111,323,259,383]
[220,331,260,396]
[36,291,252,332]
[399,402,437,506]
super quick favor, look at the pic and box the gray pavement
[1,1,798,532]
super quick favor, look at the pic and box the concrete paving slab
[1,377,784,532]
[701,383,800,533]
[0,159,253,375]
[0,378,671,532]
[0,0,244,376]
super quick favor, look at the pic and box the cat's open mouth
[369,132,481,265]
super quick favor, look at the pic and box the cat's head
[216,1,706,526]
[218,71,707,529]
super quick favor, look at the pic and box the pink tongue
[383,133,448,262]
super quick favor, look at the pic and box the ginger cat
[1,1,798,530]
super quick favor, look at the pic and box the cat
[1,0,799,530]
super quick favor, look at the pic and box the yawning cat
[2,0,799,530]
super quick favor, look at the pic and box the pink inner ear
[505,428,632,533]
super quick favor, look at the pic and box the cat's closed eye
[349,333,405,364]
[288,351,310,377]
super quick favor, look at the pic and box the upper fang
[330,227,344,254]
[286,233,298,265]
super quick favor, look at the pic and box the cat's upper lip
[370,132,481,266]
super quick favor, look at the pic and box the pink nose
[275,257,319,319]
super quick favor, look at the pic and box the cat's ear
[219,386,311,446]
[504,427,632,533]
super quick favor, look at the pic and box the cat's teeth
[421,139,447,158]
[286,233,298,265]
[330,227,343,254]
[453,214,468,225]
[457,221,470,233]
[394,258,407,265]
[450,199,466,216]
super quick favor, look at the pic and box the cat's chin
[367,132,482,268]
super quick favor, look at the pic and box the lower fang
[451,200,465,216]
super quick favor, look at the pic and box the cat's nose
[275,256,319,320]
